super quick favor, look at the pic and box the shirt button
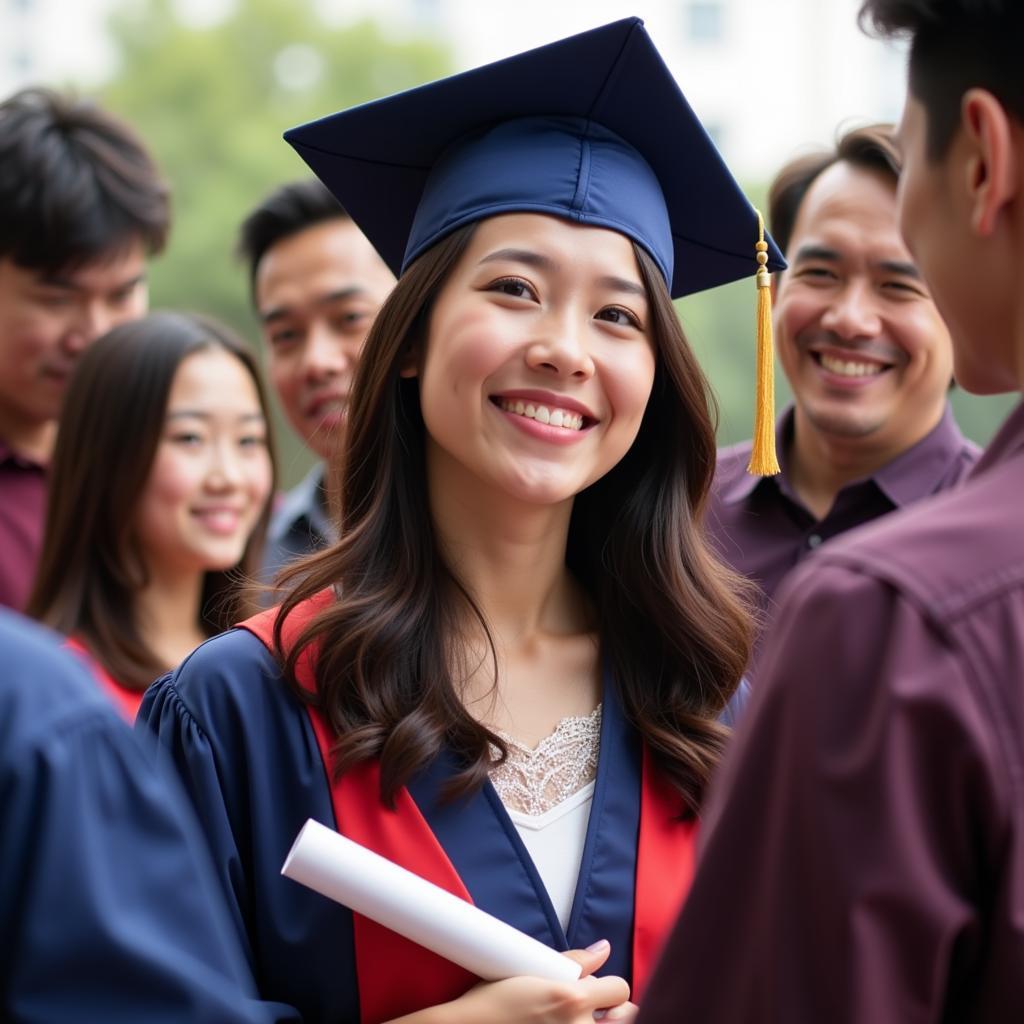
[807,533,823,548]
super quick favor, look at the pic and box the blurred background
[3,0,1015,485]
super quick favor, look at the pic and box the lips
[191,506,245,536]
[304,393,348,422]
[489,389,598,425]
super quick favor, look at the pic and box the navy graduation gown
[139,623,696,1023]
[0,610,290,1024]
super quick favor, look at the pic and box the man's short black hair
[237,179,348,299]
[769,123,901,257]
[0,87,170,273]
[860,0,1024,159]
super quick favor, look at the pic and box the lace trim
[489,704,602,816]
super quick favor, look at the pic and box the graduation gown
[0,609,289,1024]
[139,595,700,1023]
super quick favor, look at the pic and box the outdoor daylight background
[3,0,1016,486]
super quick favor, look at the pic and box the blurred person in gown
[28,311,275,718]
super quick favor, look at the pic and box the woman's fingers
[563,939,612,978]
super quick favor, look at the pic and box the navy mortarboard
[285,16,784,472]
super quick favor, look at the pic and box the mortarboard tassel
[747,209,780,476]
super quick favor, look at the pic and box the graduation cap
[285,16,782,473]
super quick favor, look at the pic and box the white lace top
[490,705,602,929]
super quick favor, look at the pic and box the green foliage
[97,0,451,483]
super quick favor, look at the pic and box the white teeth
[497,399,585,431]
[819,354,885,378]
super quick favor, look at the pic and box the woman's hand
[393,940,635,1024]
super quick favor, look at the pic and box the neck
[134,566,208,672]
[787,405,942,520]
[426,445,599,739]
[0,408,56,463]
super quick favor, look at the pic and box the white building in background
[0,0,906,181]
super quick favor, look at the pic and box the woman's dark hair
[275,223,753,817]
[769,123,901,257]
[859,0,1024,159]
[0,87,170,273]
[28,311,276,689]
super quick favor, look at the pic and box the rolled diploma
[282,819,581,983]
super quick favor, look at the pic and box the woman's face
[134,348,273,580]
[415,213,656,507]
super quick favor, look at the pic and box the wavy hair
[276,224,753,815]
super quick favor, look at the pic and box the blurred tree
[98,0,451,484]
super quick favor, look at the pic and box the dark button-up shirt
[708,404,979,674]
[261,463,335,581]
[0,440,47,610]
[638,399,1024,1024]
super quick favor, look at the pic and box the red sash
[241,596,694,1022]
[64,637,144,722]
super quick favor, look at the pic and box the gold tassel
[746,209,780,476]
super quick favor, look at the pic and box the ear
[962,88,1018,237]
[398,344,420,378]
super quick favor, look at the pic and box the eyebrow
[792,245,923,281]
[166,410,266,422]
[261,286,368,324]
[480,248,646,298]
[41,272,146,293]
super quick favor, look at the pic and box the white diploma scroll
[282,818,582,983]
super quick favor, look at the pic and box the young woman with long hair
[138,19,782,1023]
[29,311,275,718]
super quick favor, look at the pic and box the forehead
[34,240,147,288]
[462,212,644,281]
[254,219,393,306]
[791,161,908,257]
[168,347,259,407]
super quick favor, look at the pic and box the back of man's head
[237,179,347,300]
[0,87,170,273]
[768,123,901,256]
[859,0,1024,157]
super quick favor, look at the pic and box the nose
[63,302,118,354]
[525,313,595,381]
[819,280,883,340]
[301,322,353,382]
[204,439,245,492]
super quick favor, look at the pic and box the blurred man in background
[709,123,977,674]
[237,179,394,576]
[0,87,169,609]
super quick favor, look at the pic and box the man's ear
[962,88,1019,237]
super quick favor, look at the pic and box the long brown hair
[277,223,753,815]
[28,311,276,689]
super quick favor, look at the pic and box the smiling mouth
[813,352,891,378]
[493,397,588,431]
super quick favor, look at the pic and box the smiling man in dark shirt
[710,124,977,674]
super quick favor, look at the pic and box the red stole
[240,596,695,1022]
[64,637,145,722]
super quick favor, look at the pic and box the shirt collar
[717,408,795,506]
[871,403,974,507]
[270,462,334,543]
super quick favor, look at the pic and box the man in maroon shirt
[0,88,168,609]
[639,1,1024,1021]
[710,123,978,674]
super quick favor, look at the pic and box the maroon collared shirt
[638,399,1024,1024]
[707,404,979,675]
[0,440,47,610]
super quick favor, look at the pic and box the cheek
[246,453,274,506]
[423,308,512,402]
[141,451,198,514]
[602,345,656,424]
[774,289,822,348]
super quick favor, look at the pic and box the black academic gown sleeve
[0,610,296,1024]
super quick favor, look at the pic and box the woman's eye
[239,434,267,448]
[596,306,641,328]
[490,277,534,299]
[169,432,203,446]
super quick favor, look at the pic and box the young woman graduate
[28,312,275,719]
[138,17,784,1024]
